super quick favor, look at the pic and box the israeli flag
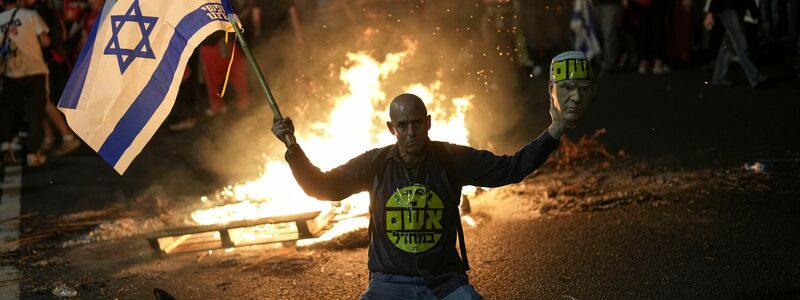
[58,0,233,174]
[570,0,602,61]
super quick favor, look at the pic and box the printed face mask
[385,185,445,253]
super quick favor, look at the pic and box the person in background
[168,52,200,131]
[594,0,624,75]
[1,0,51,166]
[630,0,671,74]
[705,0,768,87]
[75,0,99,59]
[669,0,693,64]
[61,0,85,63]
[25,0,80,156]
[198,31,250,116]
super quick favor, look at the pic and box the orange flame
[191,40,475,245]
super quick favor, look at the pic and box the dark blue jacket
[285,130,559,297]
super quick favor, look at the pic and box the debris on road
[556,128,615,168]
[472,157,774,218]
[742,162,767,173]
[61,216,168,248]
[31,257,67,268]
[51,283,77,298]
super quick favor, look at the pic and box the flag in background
[570,0,602,61]
[58,0,233,174]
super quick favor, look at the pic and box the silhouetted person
[705,0,768,87]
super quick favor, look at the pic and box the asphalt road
[4,62,800,299]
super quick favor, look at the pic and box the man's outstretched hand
[272,117,296,147]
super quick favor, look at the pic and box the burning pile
[190,40,475,246]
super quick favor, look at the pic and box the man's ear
[386,121,396,135]
[425,115,431,130]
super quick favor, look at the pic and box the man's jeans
[712,9,763,86]
[359,272,483,300]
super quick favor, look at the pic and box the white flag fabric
[570,0,602,61]
[58,0,231,174]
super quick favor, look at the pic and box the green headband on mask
[550,51,594,83]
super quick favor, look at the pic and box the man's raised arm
[272,117,371,201]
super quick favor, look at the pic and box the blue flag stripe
[58,0,115,109]
[220,0,234,16]
[97,5,223,167]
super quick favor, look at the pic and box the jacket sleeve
[449,130,559,187]
[284,144,373,201]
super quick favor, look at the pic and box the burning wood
[148,210,336,255]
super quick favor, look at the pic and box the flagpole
[226,13,295,147]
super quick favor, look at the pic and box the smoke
[195,0,570,181]
[255,1,561,149]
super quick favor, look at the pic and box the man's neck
[399,142,429,167]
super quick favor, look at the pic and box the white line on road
[0,165,21,299]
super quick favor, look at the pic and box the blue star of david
[103,0,158,74]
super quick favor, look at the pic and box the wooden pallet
[147,209,335,255]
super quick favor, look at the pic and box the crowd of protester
[1,0,799,167]
[0,0,263,166]
[509,0,799,81]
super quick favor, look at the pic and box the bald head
[389,93,427,121]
